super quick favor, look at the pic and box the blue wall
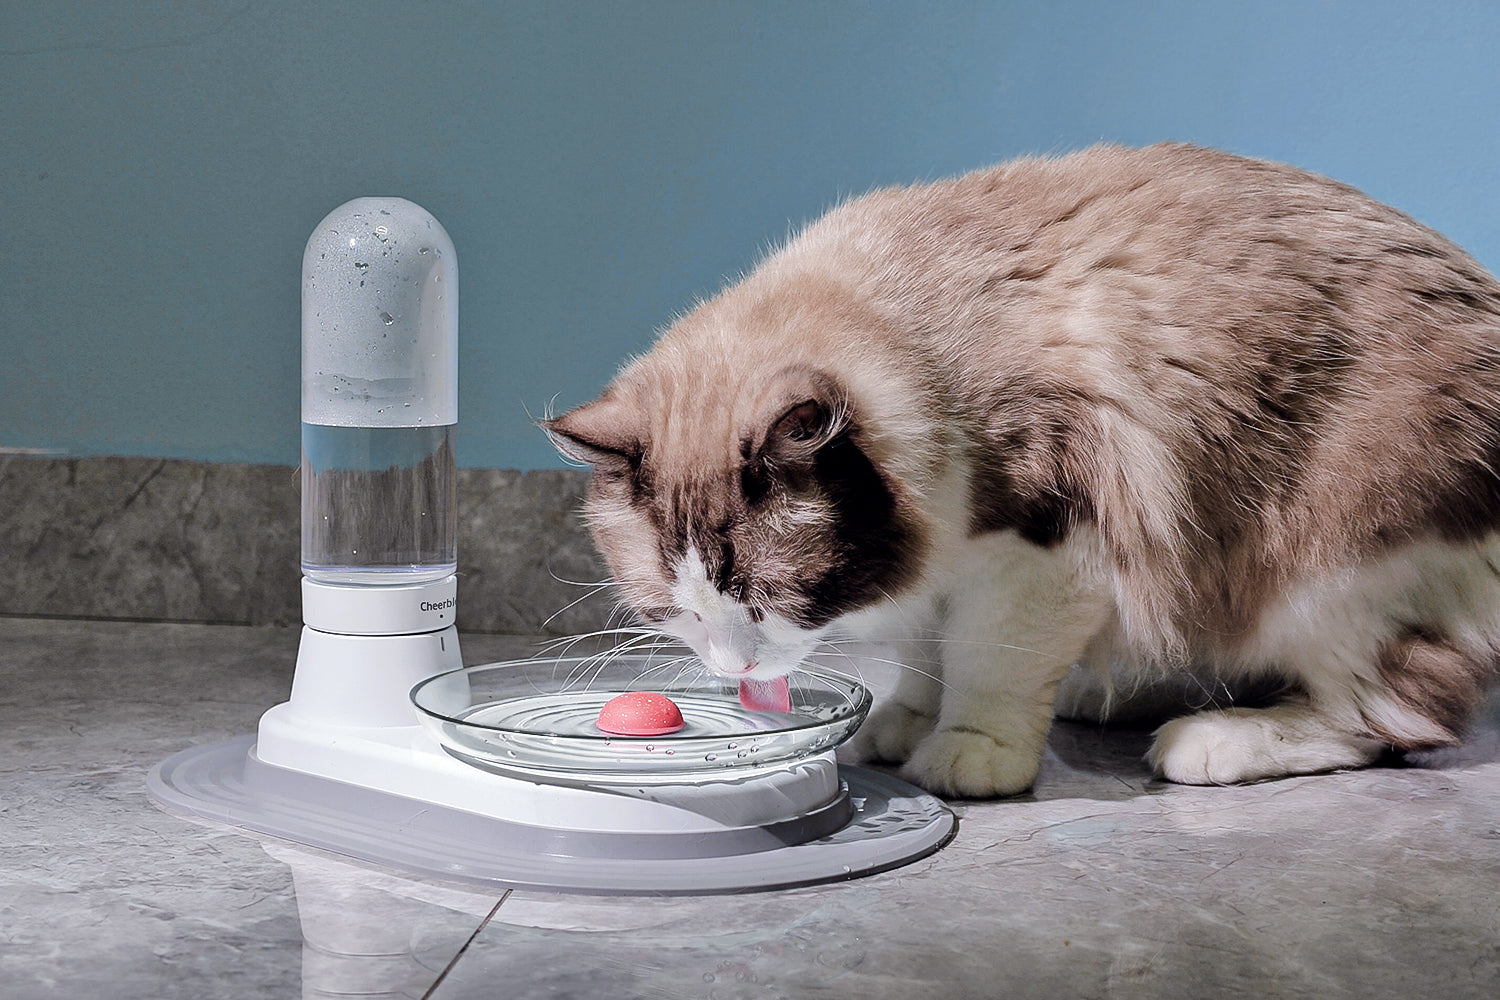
[5,1,1500,469]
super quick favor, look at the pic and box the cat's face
[547,358,928,681]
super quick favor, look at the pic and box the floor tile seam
[421,890,510,999]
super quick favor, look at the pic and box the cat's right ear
[542,398,642,472]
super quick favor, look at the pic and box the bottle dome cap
[302,198,457,428]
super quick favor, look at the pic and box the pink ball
[596,691,685,736]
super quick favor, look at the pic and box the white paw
[848,702,935,765]
[1149,713,1269,785]
[901,728,1042,798]
[1147,707,1382,785]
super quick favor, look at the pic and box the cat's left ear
[758,372,849,461]
[542,395,642,471]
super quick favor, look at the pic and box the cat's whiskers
[557,632,679,692]
[540,579,618,631]
[810,638,957,693]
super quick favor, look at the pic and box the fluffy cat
[545,143,1500,798]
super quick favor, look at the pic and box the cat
[544,142,1500,798]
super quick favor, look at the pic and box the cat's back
[803,143,1496,330]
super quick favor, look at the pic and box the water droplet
[664,749,675,755]
[374,225,389,241]
[702,974,715,984]
[378,311,395,325]
[727,742,738,750]
[645,745,655,752]
[705,754,717,762]
[419,246,430,255]
[354,261,369,272]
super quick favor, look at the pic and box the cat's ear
[759,373,848,462]
[542,397,642,471]
[771,399,836,445]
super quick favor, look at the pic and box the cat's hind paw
[848,701,935,765]
[901,727,1042,798]
[1148,707,1383,785]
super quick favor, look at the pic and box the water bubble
[378,311,395,325]
[419,246,430,255]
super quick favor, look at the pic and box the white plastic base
[150,735,955,893]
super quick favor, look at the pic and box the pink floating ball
[596,691,686,736]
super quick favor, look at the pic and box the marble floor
[3,616,1498,999]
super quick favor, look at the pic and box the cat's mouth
[717,661,759,677]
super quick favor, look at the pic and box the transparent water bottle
[300,198,458,586]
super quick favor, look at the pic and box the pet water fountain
[148,198,955,894]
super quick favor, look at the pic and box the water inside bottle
[301,423,456,585]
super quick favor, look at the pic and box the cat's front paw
[848,702,935,765]
[901,727,1042,798]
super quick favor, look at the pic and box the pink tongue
[738,676,792,714]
